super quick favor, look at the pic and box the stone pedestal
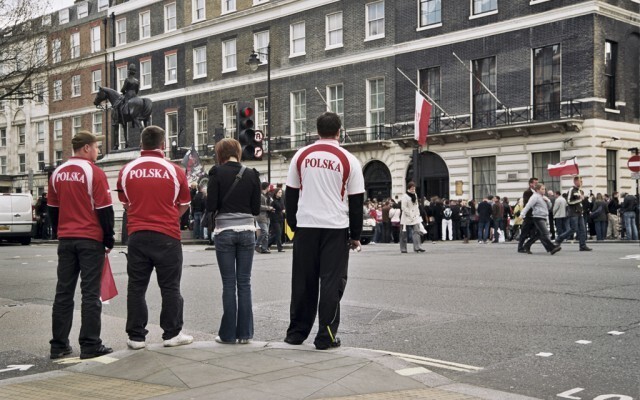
[125,125,142,149]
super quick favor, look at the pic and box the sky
[48,0,76,13]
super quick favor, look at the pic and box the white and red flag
[414,91,432,147]
[548,157,579,177]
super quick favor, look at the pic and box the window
[92,69,101,93]
[254,31,269,64]
[532,151,560,194]
[139,11,151,39]
[223,103,237,137]
[116,19,127,45]
[290,22,305,56]
[223,0,236,13]
[140,60,151,89]
[98,0,109,11]
[54,120,62,139]
[291,90,306,135]
[38,152,45,171]
[0,156,5,174]
[367,78,385,134]
[93,112,102,134]
[194,107,207,146]
[165,53,177,84]
[42,15,51,26]
[73,116,82,135]
[91,26,101,53]
[533,44,560,120]
[222,39,237,72]
[165,3,177,32]
[0,128,5,146]
[36,121,45,142]
[36,39,47,62]
[193,0,206,22]
[55,151,63,166]
[77,2,89,18]
[255,98,268,133]
[52,39,61,63]
[193,47,207,78]
[472,56,496,128]
[419,67,441,104]
[327,84,344,118]
[19,154,25,173]
[53,80,62,101]
[366,1,385,40]
[70,32,80,59]
[473,0,497,15]
[472,156,496,200]
[605,40,617,109]
[326,13,343,48]
[18,125,25,145]
[35,82,45,103]
[420,0,442,27]
[606,150,617,195]
[59,9,69,24]
[71,75,81,97]
[117,65,127,89]
[165,112,178,156]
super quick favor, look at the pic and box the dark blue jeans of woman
[214,230,255,342]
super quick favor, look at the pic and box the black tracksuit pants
[286,227,349,347]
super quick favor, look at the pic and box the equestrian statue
[93,63,152,150]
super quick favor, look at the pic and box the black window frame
[532,151,560,194]
[604,40,617,109]
[533,44,561,120]
[472,56,496,128]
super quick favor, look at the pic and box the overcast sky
[48,0,76,13]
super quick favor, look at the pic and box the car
[0,193,35,245]
[360,213,376,245]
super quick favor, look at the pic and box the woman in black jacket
[207,138,261,345]
[269,188,285,252]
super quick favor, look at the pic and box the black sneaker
[50,346,72,360]
[284,336,304,345]
[580,246,592,251]
[315,337,341,350]
[80,345,113,360]
[550,246,562,255]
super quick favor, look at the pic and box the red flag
[548,158,579,177]
[100,255,118,301]
[414,92,431,147]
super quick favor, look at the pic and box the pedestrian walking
[48,131,115,360]
[191,185,206,239]
[521,184,561,255]
[256,182,273,253]
[284,112,365,350]
[554,176,593,251]
[518,178,539,253]
[207,138,261,344]
[269,188,285,252]
[117,126,193,350]
[400,182,427,252]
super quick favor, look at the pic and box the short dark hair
[528,177,538,184]
[407,181,416,189]
[316,112,342,138]
[261,182,270,190]
[215,138,241,163]
[141,126,165,150]
[71,130,97,151]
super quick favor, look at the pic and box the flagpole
[314,87,353,144]
[396,67,451,119]
[452,52,507,109]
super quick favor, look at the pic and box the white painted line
[575,340,591,344]
[399,357,472,372]
[557,388,585,399]
[21,263,27,265]
[536,352,553,357]
[620,254,640,259]
[608,331,624,335]
[47,260,54,263]
[0,365,33,374]
[396,367,430,376]
[369,349,482,371]
[54,356,118,365]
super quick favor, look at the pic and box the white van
[0,193,35,245]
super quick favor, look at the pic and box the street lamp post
[247,45,271,183]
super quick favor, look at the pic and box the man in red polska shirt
[117,126,193,350]
[48,131,115,360]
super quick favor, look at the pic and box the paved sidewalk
[0,341,540,400]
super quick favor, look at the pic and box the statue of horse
[93,86,152,150]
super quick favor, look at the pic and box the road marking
[0,365,33,373]
[557,387,585,399]
[575,340,591,344]
[369,349,482,372]
[536,352,553,357]
[53,356,118,365]
[620,254,640,260]
[21,263,27,265]
[608,331,624,336]
[396,367,430,376]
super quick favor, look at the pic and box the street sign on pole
[627,155,640,172]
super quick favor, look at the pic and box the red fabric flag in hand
[100,255,118,301]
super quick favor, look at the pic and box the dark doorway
[406,151,449,199]
[363,160,391,201]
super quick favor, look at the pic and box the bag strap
[219,166,246,210]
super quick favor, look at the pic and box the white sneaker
[163,332,193,347]
[238,339,251,344]
[127,339,146,350]
[215,336,235,344]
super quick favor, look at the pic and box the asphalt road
[0,240,638,399]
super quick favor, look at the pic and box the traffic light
[236,103,263,161]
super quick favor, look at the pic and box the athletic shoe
[50,346,72,359]
[315,337,341,350]
[284,336,304,345]
[163,332,193,347]
[579,246,592,251]
[80,345,113,359]
[550,246,562,255]
[215,336,235,344]
[237,339,251,344]
[127,339,146,350]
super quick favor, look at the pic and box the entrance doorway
[363,160,391,201]
[406,151,450,199]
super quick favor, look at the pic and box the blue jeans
[257,220,270,251]
[477,221,490,241]
[554,217,569,237]
[214,230,255,341]
[594,220,606,240]
[556,215,587,248]
[623,212,638,240]
[192,211,203,239]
